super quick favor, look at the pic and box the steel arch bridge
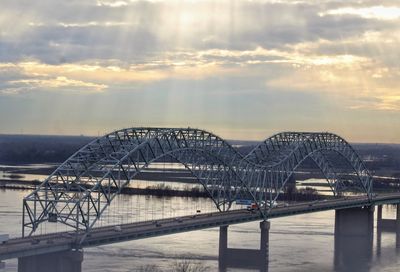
[22,128,373,238]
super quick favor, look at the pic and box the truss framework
[22,128,373,238]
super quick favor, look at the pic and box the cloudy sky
[0,0,399,142]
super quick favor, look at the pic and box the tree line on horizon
[0,135,399,178]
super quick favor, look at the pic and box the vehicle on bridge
[235,199,253,206]
[247,201,277,211]
[0,235,8,245]
[246,203,259,211]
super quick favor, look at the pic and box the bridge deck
[1,193,400,261]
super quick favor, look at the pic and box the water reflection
[334,235,373,272]
[220,234,379,272]
[219,260,268,272]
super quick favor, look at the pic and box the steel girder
[22,129,373,238]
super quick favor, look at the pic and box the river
[1,189,400,271]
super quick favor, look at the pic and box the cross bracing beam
[22,128,373,240]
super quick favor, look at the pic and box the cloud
[0,62,108,94]
[320,6,400,20]
[1,0,398,63]
[96,1,130,8]
[1,0,400,141]
[8,76,107,93]
[1,37,400,110]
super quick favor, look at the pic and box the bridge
[0,127,399,271]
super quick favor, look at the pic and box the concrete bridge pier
[377,205,382,257]
[377,204,400,250]
[18,249,83,272]
[219,221,270,272]
[334,206,374,271]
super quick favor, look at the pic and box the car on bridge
[114,225,122,232]
[246,203,259,211]
[246,201,277,211]
[0,234,8,245]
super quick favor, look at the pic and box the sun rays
[0,0,400,142]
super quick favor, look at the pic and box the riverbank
[0,179,331,202]
[1,164,399,200]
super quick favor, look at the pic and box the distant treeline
[0,179,327,200]
[0,135,399,178]
[0,134,93,164]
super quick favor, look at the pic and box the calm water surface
[1,189,400,271]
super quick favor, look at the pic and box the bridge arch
[245,132,373,201]
[22,128,260,236]
[22,128,373,238]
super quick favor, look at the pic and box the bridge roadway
[1,193,400,261]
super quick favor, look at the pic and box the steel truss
[22,128,373,238]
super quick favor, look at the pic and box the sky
[0,0,399,143]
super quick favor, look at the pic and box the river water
[1,189,400,271]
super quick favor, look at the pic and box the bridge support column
[219,221,270,272]
[397,204,400,249]
[334,206,374,271]
[18,249,83,272]
[376,204,400,249]
[377,205,383,223]
[218,225,228,267]
[335,206,374,236]
[377,205,382,256]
